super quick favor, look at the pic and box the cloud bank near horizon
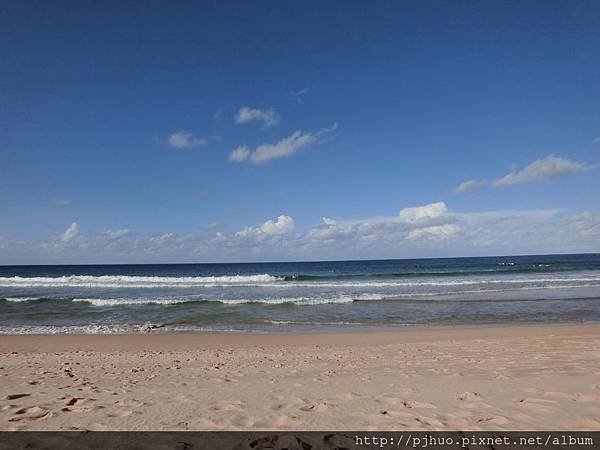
[3,202,599,264]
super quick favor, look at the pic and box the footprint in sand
[518,397,556,406]
[108,410,133,418]
[457,392,492,409]
[401,400,436,409]
[61,397,100,413]
[210,400,244,412]
[477,415,509,425]
[458,391,482,401]
[376,409,413,420]
[381,398,435,409]
[415,416,445,428]
[570,393,600,402]
[300,402,328,412]
[5,393,31,400]
[9,406,49,422]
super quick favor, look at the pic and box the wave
[3,297,42,302]
[284,276,600,288]
[0,274,281,288]
[281,265,600,281]
[72,295,358,306]
[2,273,600,289]
[73,298,193,306]
[0,324,169,335]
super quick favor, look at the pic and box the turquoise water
[1,254,600,333]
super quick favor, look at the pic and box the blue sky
[1,1,600,264]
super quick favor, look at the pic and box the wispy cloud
[101,229,130,240]
[593,136,600,144]
[454,179,485,194]
[49,196,71,206]
[228,146,250,162]
[229,124,337,165]
[235,106,280,128]
[289,88,309,103]
[250,131,317,165]
[493,155,592,187]
[212,107,227,121]
[167,131,209,149]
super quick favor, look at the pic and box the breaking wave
[0,274,281,288]
[72,296,359,306]
[1,273,600,289]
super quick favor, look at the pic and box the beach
[2,323,600,431]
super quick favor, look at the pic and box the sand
[1,324,600,431]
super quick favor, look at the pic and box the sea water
[1,254,600,333]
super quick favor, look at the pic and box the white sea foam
[71,295,357,306]
[1,274,599,290]
[73,298,192,306]
[4,297,42,302]
[220,296,355,305]
[0,324,137,335]
[0,274,281,288]
[355,293,385,301]
[265,319,367,326]
[282,276,600,289]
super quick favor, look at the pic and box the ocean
[1,253,600,334]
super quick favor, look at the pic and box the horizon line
[1,251,598,268]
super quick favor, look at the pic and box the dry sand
[1,324,600,431]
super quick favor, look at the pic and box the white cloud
[493,155,590,187]
[101,229,130,240]
[60,223,80,242]
[229,145,250,162]
[231,125,336,165]
[4,203,600,264]
[235,107,280,128]
[398,202,448,223]
[236,215,295,238]
[167,131,209,149]
[260,215,295,235]
[407,224,459,240]
[455,179,485,194]
[593,136,600,144]
[250,131,316,164]
[322,217,337,226]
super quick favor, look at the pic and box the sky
[1,1,600,264]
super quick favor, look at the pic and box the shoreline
[3,322,600,353]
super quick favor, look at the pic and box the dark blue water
[1,254,600,333]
